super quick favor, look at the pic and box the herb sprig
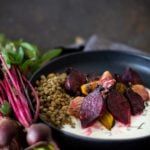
[0,33,62,75]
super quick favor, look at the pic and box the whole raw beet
[125,88,145,115]
[122,67,143,85]
[107,90,131,125]
[64,68,87,95]
[80,88,105,128]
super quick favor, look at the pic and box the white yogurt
[62,89,150,139]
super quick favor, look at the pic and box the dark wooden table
[0,0,150,53]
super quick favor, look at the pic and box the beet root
[0,117,19,147]
[26,123,52,146]
[107,90,131,125]
[125,88,145,115]
[80,88,105,128]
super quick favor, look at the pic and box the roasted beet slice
[80,88,105,128]
[132,84,149,101]
[122,67,143,85]
[125,88,145,115]
[64,68,87,95]
[68,96,84,118]
[107,90,131,125]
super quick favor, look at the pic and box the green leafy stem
[0,33,62,76]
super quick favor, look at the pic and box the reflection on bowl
[30,50,150,150]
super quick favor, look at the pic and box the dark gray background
[0,0,150,53]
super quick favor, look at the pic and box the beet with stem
[0,55,53,148]
[0,55,40,128]
[26,123,52,146]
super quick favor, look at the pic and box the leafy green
[0,33,9,45]
[0,100,12,116]
[0,33,62,76]
[33,49,62,70]
[20,42,39,59]
[33,144,55,150]
[20,57,37,72]
[7,46,24,64]
[39,49,62,64]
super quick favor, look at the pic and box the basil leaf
[7,47,24,64]
[38,49,62,65]
[20,42,39,58]
[32,49,62,70]
[20,57,37,71]
[1,51,11,68]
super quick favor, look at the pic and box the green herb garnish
[0,100,12,116]
[0,33,62,75]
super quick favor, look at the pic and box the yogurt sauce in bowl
[62,89,150,140]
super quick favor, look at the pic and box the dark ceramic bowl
[30,50,150,150]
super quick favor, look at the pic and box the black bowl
[30,50,150,150]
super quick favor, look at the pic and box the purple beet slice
[107,90,131,125]
[122,67,143,85]
[125,88,145,115]
[80,88,105,128]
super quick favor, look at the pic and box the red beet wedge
[80,88,105,128]
[64,68,87,95]
[122,67,143,85]
[107,90,131,125]
[125,88,145,115]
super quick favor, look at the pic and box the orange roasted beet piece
[68,96,84,118]
[80,88,105,128]
[132,84,149,101]
[98,71,116,89]
[107,90,131,125]
[125,88,145,115]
